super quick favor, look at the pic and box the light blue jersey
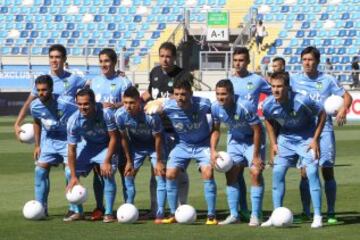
[90,75,132,104]
[211,97,261,142]
[229,73,271,111]
[114,106,163,149]
[290,72,345,132]
[67,103,117,146]
[30,95,77,164]
[163,96,211,145]
[31,72,86,97]
[211,97,265,166]
[263,92,323,140]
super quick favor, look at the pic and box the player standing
[261,72,326,228]
[67,89,118,223]
[211,79,265,226]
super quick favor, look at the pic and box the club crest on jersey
[316,82,323,90]
[247,82,254,90]
[168,79,174,87]
[63,79,69,90]
[110,83,116,93]
[234,114,240,121]
[57,110,63,117]
[290,110,297,117]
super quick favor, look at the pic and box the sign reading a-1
[206,11,229,42]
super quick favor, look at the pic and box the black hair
[49,44,67,58]
[123,86,140,99]
[159,42,177,57]
[99,48,118,64]
[173,74,192,92]
[301,46,320,63]
[272,57,286,66]
[35,74,53,92]
[76,88,96,104]
[270,72,290,87]
[215,79,234,95]
[233,47,250,61]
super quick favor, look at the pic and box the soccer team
[14,42,353,228]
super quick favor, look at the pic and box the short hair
[49,44,67,58]
[270,72,290,87]
[215,79,234,95]
[99,48,118,64]
[272,57,286,66]
[301,46,320,63]
[173,74,192,92]
[35,75,53,91]
[123,86,140,99]
[76,88,96,104]
[233,47,250,61]
[159,42,177,57]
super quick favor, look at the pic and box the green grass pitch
[0,117,359,240]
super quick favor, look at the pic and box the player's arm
[33,118,41,161]
[210,122,221,167]
[251,123,264,169]
[154,132,165,176]
[101,130,118,177]
[14,94,36,140]
[67,143,79,190]
[119,131,134,176]
[141,90,152,102]
[336,91,353,126]
[309,110,326,160]
[264,119,278,166]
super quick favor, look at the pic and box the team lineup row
[14,43,352,228]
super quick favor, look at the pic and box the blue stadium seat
[61,31,70,38]
[274,39,283,47]
[157,23,166,30]
[344,38,353,46]
[30,31,39,38]
[296,31,305,38]
[345,21,354,28]
[151,31,160,39]
[113,31,121,39]
[327,48,336,55]
[67,23,75,30]
[296,14,305,21]
[72,31,80,38]
[301,22,310,29]
[131,40,140,47]
[108,23,116,31]
[341,56,350,64]
[268,47,276,55]
[284,48,292,55]
[308,30,316,37]
[134,15,142,23]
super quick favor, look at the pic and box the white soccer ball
[23,200,45,220]
[66,185,88,205]
[19,123,34,144]
[175,204,197,224]
[117,203,139,224]
[214,151,233,173]
[324,95,344,115]
[271,207,293,227]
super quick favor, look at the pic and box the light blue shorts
[75,143,118,176]
[131,146,166,170]
[38,138,67,165]
[227,138,266,166]
[167,143,211,170]
[319,131,336,167]
[275,135,318,168]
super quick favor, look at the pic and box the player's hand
[100,162,112,177]
[14,124,24,142]
[335,106,347,126]
[124,161,135,176]
[144,99,164,115]
[307,140,320,160]
[253,156,265,170]
[102,102,115,109]
[268,144,278,166]
[210,150,218,168]
[66,177,80,192]
[155,161,166,176]
[33,146,41,160]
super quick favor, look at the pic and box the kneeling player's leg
[149,167,157,214]
[225,165,242,219]
[150,152,166,219]
[238,173,248,212]
[299,167,311,217]
[250,166,264,219]
[272,164,288,209]
[305,164,322,217]
[177,170,189,205]
[103,166,117,216]
[34,163,50,209]
[200,165,217,218]
[166,168,180,215]
[64,166,83,214]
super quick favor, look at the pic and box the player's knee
[321,167,334,181]
[166,169,178,180]
[201,166,213,180]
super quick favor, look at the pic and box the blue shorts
[131,146,166,170]
[275,135,318,168]
[75,143,118,176]
[227,138,266,167]
[319,131,336,167]
[167,143,211,170]
[38,138,67,165]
